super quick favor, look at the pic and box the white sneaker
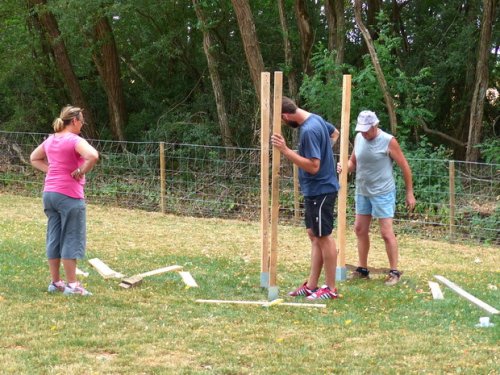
[63,282,92,296]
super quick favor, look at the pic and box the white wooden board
[179,271,198,287]
[435,275,499,315]
[88,258,124,279]
[196,299,326,308]
[428,281,444,300]
[76,268,89,277]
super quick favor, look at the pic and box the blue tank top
[298,114,339,197]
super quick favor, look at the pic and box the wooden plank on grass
[428,281,444,300]
[179,271,198,287]
[119,265,183,289]
[435,275,499,315]
[88,258,124,279]
[138,265,183,278]
[195,299,326,309]
[76,268,89,277]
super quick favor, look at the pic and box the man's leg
[379,218,398,269]
[317,234,337,290]
[354,214,372,268]
[306,229,322,290]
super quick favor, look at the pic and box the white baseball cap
[355,110,379,132]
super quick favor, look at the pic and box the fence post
[293,164,299,223]
[449,160,455,242]
[160,142,166,214]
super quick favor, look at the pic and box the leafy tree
[466,0,497,161]
[0,0,497,159]
[0,0,63,132]
[193,0,233,147]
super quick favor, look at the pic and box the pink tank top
[43,133,85,199]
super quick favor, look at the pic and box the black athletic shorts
[304,192,337,237]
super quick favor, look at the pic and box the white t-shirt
[354,130,395,197]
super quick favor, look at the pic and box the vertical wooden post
[260,72,271,288]
[269,71,283,300]
[336,75,352,281]
[293,164,300,223]
[160,142,166,214]
[449,160,455,242]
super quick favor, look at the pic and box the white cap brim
[355,124,372,132]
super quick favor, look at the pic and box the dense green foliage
[0,0,498,160]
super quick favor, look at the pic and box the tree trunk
[325,0,335,52]
[454,4,478,158]
[324,0,345,65]
[466,0,496,162]
[354,0,398,134]
[91,16,126,142]
[277,0,298,99]
[294,0,314,75]
[27,0,97,139]
[334,0,345,65]
[391,0,410,54]
[367,0,382,38]
[193,0,234,148]
[230,0,265,102]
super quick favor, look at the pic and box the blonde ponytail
[53,105,84,133]
[52,117,64,132]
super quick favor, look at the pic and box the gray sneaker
[385,270,402,286]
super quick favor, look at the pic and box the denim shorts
[43,192,86,259]
[355,190,396,219]
[304,192,337,237]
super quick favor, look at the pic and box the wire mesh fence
[1,130,498,245]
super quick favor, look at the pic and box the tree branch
[419,118,466,147]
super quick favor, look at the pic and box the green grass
[0,193,498,374]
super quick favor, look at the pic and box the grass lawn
[0,193,498,374]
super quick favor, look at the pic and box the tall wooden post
[260,72,271,287]
[449,160,455,243]
[336,75,352,281]
[160,142,166,214]
[268,71,283,301]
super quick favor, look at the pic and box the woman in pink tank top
[30,105,99,296]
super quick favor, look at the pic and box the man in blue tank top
[271,96,340,300]
[341,110,416,286]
